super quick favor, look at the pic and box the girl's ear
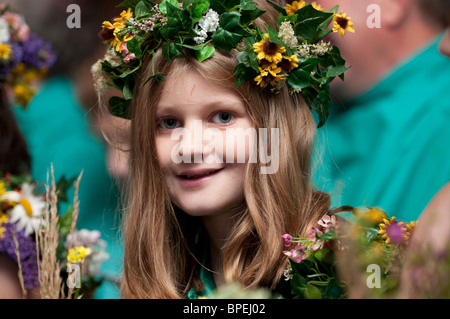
[379,0,414,29]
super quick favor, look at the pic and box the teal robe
[314,34,450,222]
[13,76,123,299]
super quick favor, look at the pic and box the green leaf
[135,1,151,18]
[291,273,308,296]
[303,283,322,299]
[122,76,135,100]
[266,25,292,56]
[314,247,330,261]
[184,0,210,22]
[239,0,265,25]
[266,0,287,15]
[162,41,184,60]
[294,5,333,41]
[212,28,242,52]
[234,63,256,87]
[56,175,77,203]
[210,0,240,14]
[196,45,215,62]
[126,38,142,59]
[287,68,310,90]
[313,89,331,128]
[317,230,337,240]
[108,96,131,119]
[159,0,179,14]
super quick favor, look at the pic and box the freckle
[190,84,196,96]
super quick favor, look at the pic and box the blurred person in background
[5,0,124,298]
[312,0,450,222]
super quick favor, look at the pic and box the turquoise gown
[314,34,450,222]
[13,76,123,299]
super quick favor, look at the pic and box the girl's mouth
[177,168,224,186]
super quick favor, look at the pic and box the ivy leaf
[266,0,287,15]
[158,0,179,14]
[210,0,240,14]
[212,12,247,51]
[135,1,151,18]
[196,45,215,62]
[126,38,142,59]
[162,41,184,60]
[184,0,210,22]
[234,63,256,87]
[287,68,310,90]
[313,89,331,128]
[108,96,131,119]
[240,0,266,26]
[294,5,333,41]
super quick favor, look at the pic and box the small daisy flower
[7,183,45,236]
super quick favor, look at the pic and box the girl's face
[155,67,254,218]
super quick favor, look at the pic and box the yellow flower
[354,206,389,225]
[285,1,306,16]
[254,67,285,88]
[14,84,36,108]
[0,43,12,60]
[253,34,286,64]
[114,8,133,24]
[333,11,355,37]
[311,2,325,12]
[0,212,8,225]
[102,20,134,52]
[403,221,417,243]
[0,181,5,196]
[278,55,299,73]
[67,246,92,266]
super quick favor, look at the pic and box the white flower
[194,9,219,44]
[194,29,208,44]
[0,18,10,43]
[278,21,298,49]
[7,183,46,236]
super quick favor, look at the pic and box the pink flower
[120,42,129,55]
[308,227,325,251]
[124,53,136,63]
[16,24,30,42]
[318,214,341,233]
[282,234,292,247]
[283,244,306,263]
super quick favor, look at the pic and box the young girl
[94,0,349,298]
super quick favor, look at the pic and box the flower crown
[95,0,353,127]
[0,5,57,108]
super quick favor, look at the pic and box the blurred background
[3,0,126,298]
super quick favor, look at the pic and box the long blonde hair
[119,0,332,299]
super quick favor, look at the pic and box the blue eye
[213,112,233,124]
[160,118,179,130]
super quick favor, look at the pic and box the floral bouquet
[282,207,418,299]
[0,169,109,299]
[0,4,56,108]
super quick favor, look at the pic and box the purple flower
[20,33,57,69]
[0,42,23,76]
[385,222,406,244]
[0,222,39,289]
